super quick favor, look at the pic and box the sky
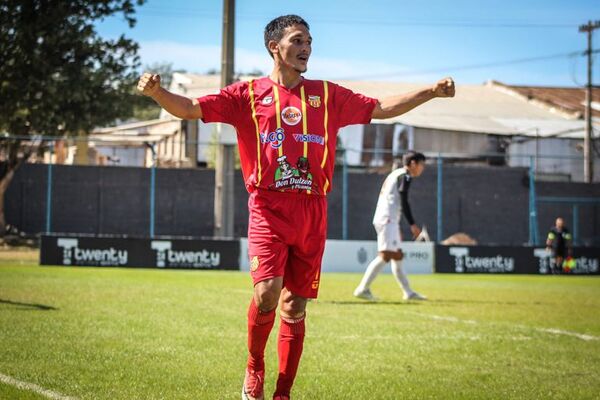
[96,0,600,87]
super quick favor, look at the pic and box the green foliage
[0,0,146,137]
[1,261,599,399]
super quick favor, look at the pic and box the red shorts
[247,189,327,299]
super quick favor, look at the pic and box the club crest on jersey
[308,95,321,108]
[281,106,302,126]
[261,96,273,105]
[250,256,259,272]
[260,128,285,149]
[271,155,316,193]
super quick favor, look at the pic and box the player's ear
[268,40,280,56]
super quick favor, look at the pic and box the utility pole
[214,0,236,237]
[579,20,600,183]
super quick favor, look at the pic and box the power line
[337,49,600,80]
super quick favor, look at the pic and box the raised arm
[137,73,203,120]
[372,77,455,120]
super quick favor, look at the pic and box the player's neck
[269,65,303,89]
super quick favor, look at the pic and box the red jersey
[198,77,377,196]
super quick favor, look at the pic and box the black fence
[7,163,600,245]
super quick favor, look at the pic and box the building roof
[91,118,181,146]
[166,73,599,139]
[490,81,600,119]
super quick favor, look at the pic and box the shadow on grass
[0,298,57,310]
[318,300,422,306]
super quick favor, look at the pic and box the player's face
[408,161,425,177]
[272,24,312,73]
[556,218,564,229]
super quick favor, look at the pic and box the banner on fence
[40,235,240,270]
[436,245,599,274]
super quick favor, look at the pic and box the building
[90,73,599,181]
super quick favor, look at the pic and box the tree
[0,0,146,236]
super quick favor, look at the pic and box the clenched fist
[137,73,161,97]
[433,77,455,98]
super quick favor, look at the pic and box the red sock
[247,298,275,372]
[274,314,306,397]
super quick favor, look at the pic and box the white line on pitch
[0,372,78,400]
[536,328,599,341]
[407,311,600,341]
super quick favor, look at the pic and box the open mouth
[297,54,309,62]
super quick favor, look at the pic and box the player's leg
[389,252,425,300]
[389,250,412,295]
[244,278,283,400]
[354,251,395,300]
[354,224,392,300]
[554,254,564,274]
[273,288,307,399]
[244,192,289,400]
[272,195,326,399]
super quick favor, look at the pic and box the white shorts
[374,222,402,252]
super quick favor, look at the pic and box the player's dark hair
[402,151,426,166]
[264,15,310,58]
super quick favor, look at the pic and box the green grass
[1,255,599,399]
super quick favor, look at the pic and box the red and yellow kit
[199,77,376,297]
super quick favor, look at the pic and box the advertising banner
[40,235,240,270]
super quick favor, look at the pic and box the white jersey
[372,167,411,226]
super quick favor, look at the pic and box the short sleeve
[331,83,378,128]
[197,81,247,127]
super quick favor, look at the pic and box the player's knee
[254,282,280,311]
[393,250,404,261]
[280,296,307,319]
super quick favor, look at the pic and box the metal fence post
[146,142,157,238]
[528,156,539,245]
[573,204,579,246]
[45,142,54,233]
[150,162,156,238]
[437,154,443,242]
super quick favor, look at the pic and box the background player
[546,217,573,274]
[354,151,428,301]
[138,15,454,400]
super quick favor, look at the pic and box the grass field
[1,250,599,399]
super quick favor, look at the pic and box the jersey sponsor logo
[271,155,317,193]
[293,134,324,146]
[260,127,285,148]
[308,95,321,108]
[281,106,302,126]
[261,96,273,105]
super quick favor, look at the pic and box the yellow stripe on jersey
[300,86,308,157]
[300,85,311,194]
[272,85,283,157]
[248,79,262,185]
[321,81,330,193]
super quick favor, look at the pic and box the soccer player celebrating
[354,151,428,302]
[546,217,573,274]
[138,15,454,400]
